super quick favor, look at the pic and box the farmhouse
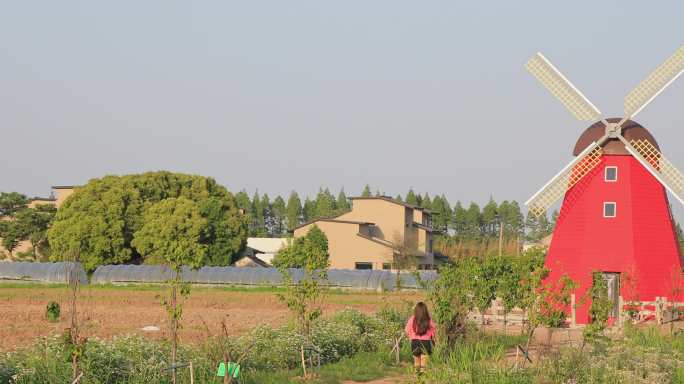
[293,196,436,270]
[233,237,290,267]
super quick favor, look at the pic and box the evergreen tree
[315,188,335,218]
[551,210,560,230]
[537,213,551,239]
[303,198,316,222]
[286,191,302,231]
[421,193,432,209]
[406,189,419,205]
[361,185,372,197]
[251,191,266,236]
[272,196,287,236]
[261,193,274,236]
[395,194,403,202]
[525,211,539,241]
[498,201,511,236]
[234,190,251,212]
[464,202,482,239]
[482,197,498,236]
[430,195,451,233]
[502,201,524,239]
[452,201,467,235]
[336,189,350,214]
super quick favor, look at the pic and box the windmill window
[605,167,618,182]
[603,202,617,218]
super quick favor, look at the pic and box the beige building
[233,237,290,267]
[293,197,436,270]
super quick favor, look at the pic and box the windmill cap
[573,118,660,156]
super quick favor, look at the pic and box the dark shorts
[411,339,433,356]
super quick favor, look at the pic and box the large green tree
[14,204,57,259]
[47,172,247,271]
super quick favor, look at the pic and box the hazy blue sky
[2,1,683,217]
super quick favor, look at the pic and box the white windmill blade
[525,52,602,121]
[624,45,684,118]
[621,137,684,206]
[525,142,604,217]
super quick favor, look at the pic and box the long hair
[412,302,431,336]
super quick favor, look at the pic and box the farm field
[0,284,423,351]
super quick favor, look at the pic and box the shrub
[45,302,60,323]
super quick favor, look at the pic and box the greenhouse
[91,265,436,290]
[0,262,88,285]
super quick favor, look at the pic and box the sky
[1,1,683,218]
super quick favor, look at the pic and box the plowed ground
[0,284,423,351]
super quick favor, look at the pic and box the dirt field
[0,284,424,351]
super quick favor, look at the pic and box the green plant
[131,197,209,384]
[45,301,60,323]
[582,271,612,353]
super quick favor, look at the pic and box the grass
[243,351,405,384]
[419,325,684,384]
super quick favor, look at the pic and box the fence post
[655,297,663,324]
[618,296,624,327]
[570,294,576,327]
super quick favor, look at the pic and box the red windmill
[524,45,684,324]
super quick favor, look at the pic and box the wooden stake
[300,345,307,378]
[189,361,194,384]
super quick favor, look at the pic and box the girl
[405,302,436,374]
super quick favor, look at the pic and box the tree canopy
[47,171,247,271]
[272,225,329,269]
[131,197,208,268]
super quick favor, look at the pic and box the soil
[0,285,423,351]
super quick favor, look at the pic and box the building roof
[412,222,439,233]
[349,196,431,213]
[30,197,56,202]
[293,218,374,230]
[233,254,272,267]
[573,118,659,156]
[246,237,290,254]
[51,185,78,190]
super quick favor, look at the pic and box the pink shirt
[405,315,436,340]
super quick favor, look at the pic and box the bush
[45,302,60,323]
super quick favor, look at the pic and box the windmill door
[602,273,620,318]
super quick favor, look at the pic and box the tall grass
[423,324,684,384]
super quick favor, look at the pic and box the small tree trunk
[171,284,178,384]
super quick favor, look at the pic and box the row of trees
[0,192,56,260]
[230,185,558,243]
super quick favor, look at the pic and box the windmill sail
[624,45,684,118]
[526,52,602,121]
[526,143,603,216]
[623,138,684,206]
